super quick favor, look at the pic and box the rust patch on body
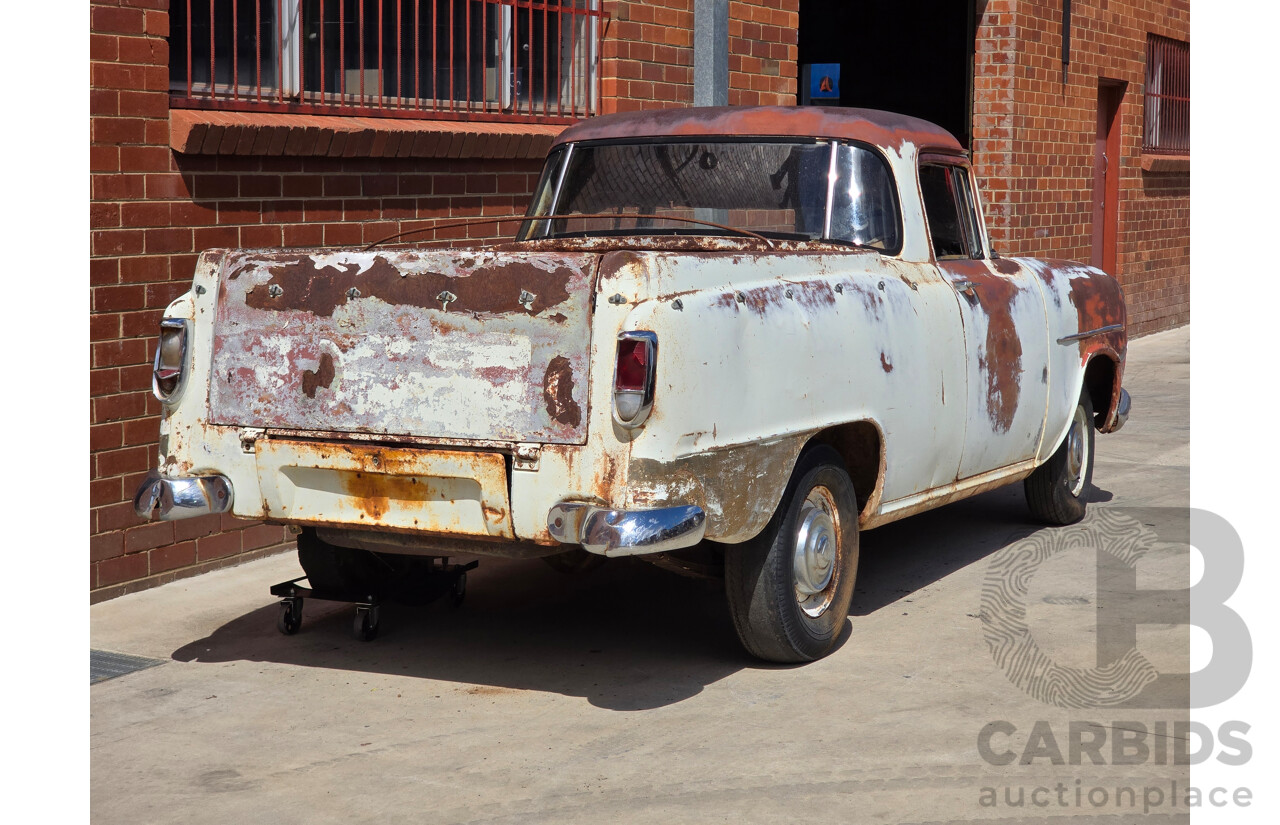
[342,471,434,522]
[596,250,645,284]
[713,279,837,318]
[977,277,1023,433]
[542,355,582,427]
[1066,266,1128,421]
[943,260,1024,433]
[627,436,807,542]
[496,235,846,255]
[476,365,521,386]
[242,256,575,317]
[842,281,885,319]
[880,352,894,373]
[211,250,594,445]
[301,352,336,398]
[1068,269,1125,335]
[991,257,1021,276]
[258,440,514,538]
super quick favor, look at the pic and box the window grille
[1144,34,1189,155]
[169,0,603,123]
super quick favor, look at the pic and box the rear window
[519,139,901,252]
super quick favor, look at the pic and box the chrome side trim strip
[1056,323,1124,345]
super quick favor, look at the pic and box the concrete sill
[169,109,566,160]
[1141,153,1190,173]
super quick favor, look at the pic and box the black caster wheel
[353,605,380,641]
[277,598,303,635]
[450,572,467,608]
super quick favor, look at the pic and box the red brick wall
[728,0,799,106]
[90,0,546,601]
[597,1,799,112]
[972,0,1190,336]
[599,0,695,112]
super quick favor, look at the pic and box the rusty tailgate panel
[209,249,596,444]
[255,440,514,538]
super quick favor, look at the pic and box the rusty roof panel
[551,106,962,154]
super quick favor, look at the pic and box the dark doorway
[1092,80,1126,275]
[797,0,976,148]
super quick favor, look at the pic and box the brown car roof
[551,106,963,154]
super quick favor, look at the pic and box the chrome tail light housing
[613,331,657,429]
[152,318,191,403]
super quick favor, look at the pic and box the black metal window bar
[169,0,603,124]
[1144,34,1190,155]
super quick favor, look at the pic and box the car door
[918,156,1050,480]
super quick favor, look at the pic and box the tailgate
[209,249,596,444]
[255,440,513,538]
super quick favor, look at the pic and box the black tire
[1025,388,1095,525]
[277,599,302,635]
[724,445,860,663]
[297,528,382,598]
[541,548,606,575]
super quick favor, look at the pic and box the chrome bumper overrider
[547,502,706,557]
[1110,387,1132,432]
[133,472,234,521]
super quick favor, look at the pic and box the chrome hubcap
[793,486,841,617]
[1066,405,1088,497]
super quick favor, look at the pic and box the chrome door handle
[954,279,979,295]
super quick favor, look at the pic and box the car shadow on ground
[171,484,1089,711]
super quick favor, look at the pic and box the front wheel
[724,446,860,663]
[1025,388,1095,525]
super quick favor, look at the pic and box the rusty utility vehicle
[135,106,1131,662]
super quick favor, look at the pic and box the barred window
[169,1,602,122]
[1144,34,1189,155]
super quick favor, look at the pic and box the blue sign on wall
[808,63,841,100]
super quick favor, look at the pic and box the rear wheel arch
[805,420,885,521]
[1082,353,1118,429]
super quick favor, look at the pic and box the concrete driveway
[91,326,1191,824]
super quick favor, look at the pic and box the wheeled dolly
[270,558,477,641]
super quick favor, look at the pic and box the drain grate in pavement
[91,649,166,684]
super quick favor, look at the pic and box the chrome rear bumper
[133,472,234,521]
[547,502,706,557]
[1108,387,1132,432]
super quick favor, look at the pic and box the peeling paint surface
[255,440,514,538]
[627,436,808,544]
[610,248,971,531]
[937,258,1048,478]
[209,249,596,444]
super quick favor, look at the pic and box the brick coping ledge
[1141,153,1190,173]
[169,109,567,160]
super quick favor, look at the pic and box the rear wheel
[1025,389,1095,525]
[724,446,859,663]
[297,528,381,598]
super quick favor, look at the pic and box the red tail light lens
[615,339,649,391]
[613,331,657,428]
